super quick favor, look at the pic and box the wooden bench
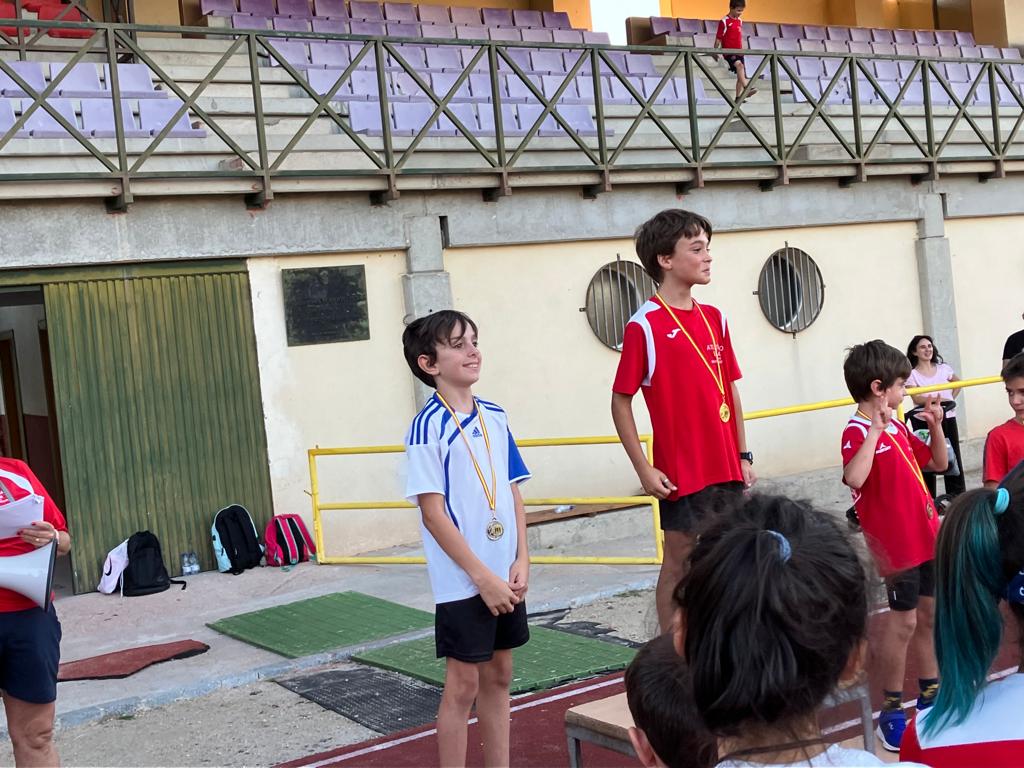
[564,685,875,767]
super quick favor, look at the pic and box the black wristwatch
[739,451,754,464]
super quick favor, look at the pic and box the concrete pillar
[971,0,1024,48]
[401,214,453,407]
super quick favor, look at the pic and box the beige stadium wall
[248,251,421,558]
[446,221,924,492]
[946,216,1024,440]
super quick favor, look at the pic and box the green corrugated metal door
[43,264,272,593]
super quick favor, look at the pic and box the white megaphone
[0,541,56,611]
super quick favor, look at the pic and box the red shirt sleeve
[716,18,726,42]
[984,430,1007,484]
[9,459,66,532]
[841,424,866,467]
[900,720,924,762]
[613,322,646,396]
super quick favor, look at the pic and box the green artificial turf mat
[354,625,635,694]
[207,591,433,658]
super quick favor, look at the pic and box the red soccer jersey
[841,414,938,576]
[0,458,67,612]
[901,673,1024,767]
[613,298,743,500]
[716,15,743,50]
[982,419,1024,485]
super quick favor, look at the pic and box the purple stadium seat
[267,40,312,67]
[918,45,939,58]
[481,7,512,27]
[521,28,553,43]
[239,0,273,15]
[469,72,502,100]
[650,16,675,36]
[310,41,349,67]
[943,62,968,82]
[1011,64,1024,83]
[477,102,523,134]
[955,31,975,46]
[82,99,149,138]
[677,18,701,35]
[498,47,534,74]
[447,102,478,132]
[349,1,383,20]
[824,40,849,53]
[895,43,917,57]
[489,27,521,42]
[511,9,540,28]
[306,68,353,97]
[747,35,773,51]
[274,16,311,32]
[873,59,899,80]
[938,45,960,58]
[1001,48,1022,60]
[701,19,719,34]
[449,7,480,25]
[871,42,895,56]
[848,41,871,55]
[542,11,570,29]
[425,46,463,71]
[541,74,581,103]
[200,0,235,16]
[640,76,679,103]
[520,103,596,136]
[583,31,610,44]
[981,46,1001,60]
[779,24,803,39]
[753,22,779,37]
[552,29,583,44]
[600,76,635,105]
[0,61,46,98]
[311,18,346,33]
[382,2,415,21]
[774,38,799,52]
[799,40,825,53]
[625,53,657,76]
[896,60,916,78]
[804,25,826,40]
[21,98,77,137]
[386,22,420,37]
[349,100,384,133]
[505,72,541,102]
[827,26,850,41]
[104,64,166,99]
[871,28,894,43]
[934,30,956,46]
[795,79,846,104]
[0,99,27,138]
[51,62,103,98]
[313,0,345,18]
[421,24,455,39]
[350,20,385,35]
[395,101,458,135]
[822,57,845,78]
[571,75,596,102]
[692,32,715,48]
[278,0,311,18]
[389,44,427,69]
[456,25,488,40]
[893,29,914,44]
[915,30,936,45]
[796,58,823,80]
[430,72,473,101]
[849,27,872,42]
[231,13,269,29]
[417,4,448,24]
[530,50,565,75]
[961,45,981,59]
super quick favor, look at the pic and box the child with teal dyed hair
[900,461,1024,764]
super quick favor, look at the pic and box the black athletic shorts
[723,54,745,74]
[435,594,529,663]
[0,604,62,704]
[885,560,935,611]
[660,481,744,533]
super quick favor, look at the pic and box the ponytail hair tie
[766,530,792,563]
[994,487,1010,516]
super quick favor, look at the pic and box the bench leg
[859,687,876,755]
[567,733,583,768]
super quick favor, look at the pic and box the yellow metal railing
[309,375,1001,566]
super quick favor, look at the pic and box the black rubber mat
[277,666,441,734]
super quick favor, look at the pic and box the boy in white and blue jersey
[402,309,530,768]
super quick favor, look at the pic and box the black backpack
[122,531,186,597]
[212,504,263,575]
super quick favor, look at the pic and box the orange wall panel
[665,0,828,24]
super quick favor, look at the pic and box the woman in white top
[672,493,925,767]
[906,335,965,498]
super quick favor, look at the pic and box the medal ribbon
[655,294,727,401]
[857,410,933,512]
[436,393,497,511]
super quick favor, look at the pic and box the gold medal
[926,503,934,519]
[720,402,731,422]
[486,518,504,541]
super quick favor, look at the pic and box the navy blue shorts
[0,605,62,704]
[660,481,744,533]
[435,595,529,663]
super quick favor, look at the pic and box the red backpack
[264,514,317,567]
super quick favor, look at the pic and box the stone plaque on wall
[282,266,369,346]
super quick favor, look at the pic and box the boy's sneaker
[916,692,937,711]
[846,506,861,531]
[876,708,906,752]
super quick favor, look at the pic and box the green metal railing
[1,15,1023,206]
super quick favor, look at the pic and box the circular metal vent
[584,258,657,351]
[755,246,825,335]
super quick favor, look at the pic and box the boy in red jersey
[713,0,756,101]
[841,340,948,752]
[983,353,1024,488]
[612,209,755,632]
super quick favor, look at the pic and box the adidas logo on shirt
[472,426,482,438]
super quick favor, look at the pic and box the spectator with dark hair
[983,353,1024,489]
[672,492,924,766]
[905,335,964,499]
[1002,312,1024,367]
[900,463,1024,764]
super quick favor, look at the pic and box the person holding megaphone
[0,455,69,767]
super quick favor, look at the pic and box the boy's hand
[919,395,944,427]
[868,397,892,433]
[509,557,529,600]
[477,571,519,616]
[740,460,757,488]
[639,465,676,500]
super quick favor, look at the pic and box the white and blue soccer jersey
[404,394,530,604]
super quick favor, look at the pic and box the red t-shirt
[841,414,938,576]
[716,15,743,50]
[901,674,1024,766]
[982,419,1024,485]
[613,298,743,500]
[0,458,67,612]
